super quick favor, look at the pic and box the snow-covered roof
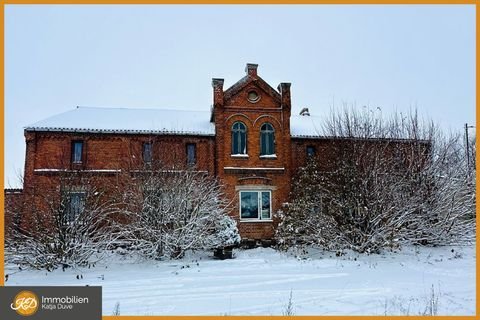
[290,115,324,138]
[25,106,326,138]
[25,106,216,136]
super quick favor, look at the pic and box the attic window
[247,90,260,103]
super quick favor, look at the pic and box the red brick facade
[7,64,357,241]
[211,64,294,239]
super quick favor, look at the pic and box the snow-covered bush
[405,133,476,245]
[117,167,240,259]
[276,108,475,253]
[207,215,241,248]
[275,159,346,251]
[6,173,117,270]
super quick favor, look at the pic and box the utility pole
[465,123,475,171]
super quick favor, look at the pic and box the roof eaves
[291,134,431,144]
[291,134,328,139]
[24,127,216,136]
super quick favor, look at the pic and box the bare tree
[411,130,476,245]
[7,139,240,267]
[115,164,240,259]
[277,107,475,252]
[6,171,118,270]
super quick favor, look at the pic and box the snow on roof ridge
[24,108,79,130]
[75,105,210,113]
[25,106,329,138]
[25,106,215,135]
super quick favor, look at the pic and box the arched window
[232,122,247,155]
[260,123,275,155]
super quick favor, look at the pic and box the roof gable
[223,74,281,105]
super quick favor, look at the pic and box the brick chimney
[211,78,224,107]
[245,63,258,77]
[277,82,291,111]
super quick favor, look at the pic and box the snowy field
[5,245,476,316]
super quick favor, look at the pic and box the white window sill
[240,219,273,223]
[231,154,249,158]
[259,154,277,159]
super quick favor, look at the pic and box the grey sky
[5,5,475,188]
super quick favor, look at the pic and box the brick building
[8,63,406,241]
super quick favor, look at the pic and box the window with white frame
[240,190,271,220]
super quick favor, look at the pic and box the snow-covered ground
[5,245,475,316]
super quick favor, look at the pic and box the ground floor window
[64,192,86,223]
[240,190,271,220]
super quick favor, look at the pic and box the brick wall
[20,131,216,232]
[212,64,292,239]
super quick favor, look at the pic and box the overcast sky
[5,5,475,188]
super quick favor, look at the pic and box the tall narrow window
[143,142,153,164]
[72,141,83,163]
[232,122,247,155]
[260,123,275,156]
[186,143,196,165]
[64,192,86,223]
[261,191,271,219]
